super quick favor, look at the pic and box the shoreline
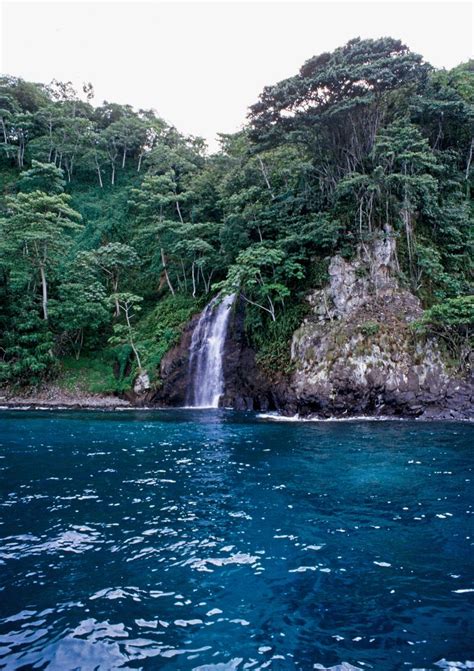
[1,385,471,421]
[0,400,472,422]
[0,387,132,411]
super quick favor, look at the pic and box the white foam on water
[257,412,407,422]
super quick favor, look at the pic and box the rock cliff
[289,233,472,419]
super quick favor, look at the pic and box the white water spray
[186,294,235,408]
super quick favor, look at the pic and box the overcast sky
[1,0,472,151]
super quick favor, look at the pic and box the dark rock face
[220,300,288,412]
[149,313,200,407]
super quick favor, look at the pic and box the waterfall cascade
[186,294,235,408]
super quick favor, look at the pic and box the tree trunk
[240,293,276,321]
[465,138,473,197]
[180,258,188,292]
[191,262,196,297]
[175,200,184,224]
[257,156,275,199]
[74,329,84,360]
[112,277,120,317]
[161,247,175,295]
[1,117,7,144]
[39,264,48,320]
[124,307,142,370]
[206,270,214,294]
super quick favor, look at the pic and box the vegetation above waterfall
[0,37,472,390]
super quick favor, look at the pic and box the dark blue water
[0,410,472,671]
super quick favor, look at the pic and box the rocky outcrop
[289,232,472,419]
[149,313,200,406]
[133,371,150,394]
[221,300,282,411]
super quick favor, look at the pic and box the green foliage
[0,41,472,390]
[414,296,474,370]
[134,294,202,383]
[51,281,109,359]
[0,302,57,386]
[58,354,133,394]
[0,175,82,321]
[16,160,65,193]
[215,244,304,322]
[249,302,309,375]
[359,321,380,337]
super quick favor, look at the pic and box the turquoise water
[0,410,472,670]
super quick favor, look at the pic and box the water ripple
[0,410,472,670]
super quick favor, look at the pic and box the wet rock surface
[221,301,277,412]
[148,313,200,407]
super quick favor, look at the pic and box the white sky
[1,0,473,151]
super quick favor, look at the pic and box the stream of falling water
[186,293,235,408]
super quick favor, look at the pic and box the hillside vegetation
[0,37,472,392]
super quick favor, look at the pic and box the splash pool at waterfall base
[0,410,472,671]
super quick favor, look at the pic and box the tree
[81,127,108,187]
[80,242,141,316]
[0,300,56,386]
[0,189,82,320]
[129,173,186,295]
[249,38,430,189]
[172,223,222,295]
[415,296,474,370]
[16,159,65,194]
[412,61,474,192]
[9,111,35,168]
[373,120,439,289]
[53,281,109,359]
[0,90,19,149]
[108,292,143,370]
[215,244,304,321]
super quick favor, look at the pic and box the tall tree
[0,190,82,320]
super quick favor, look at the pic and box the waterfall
[186,293,235,408]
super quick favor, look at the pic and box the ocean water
[0,410,472,671]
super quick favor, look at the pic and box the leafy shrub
[135,294,203,382]
[57,353,133,394]
[250,301,309,375]
[0,302,57,387]
[413,295,474,370]
[360,321,380,337]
